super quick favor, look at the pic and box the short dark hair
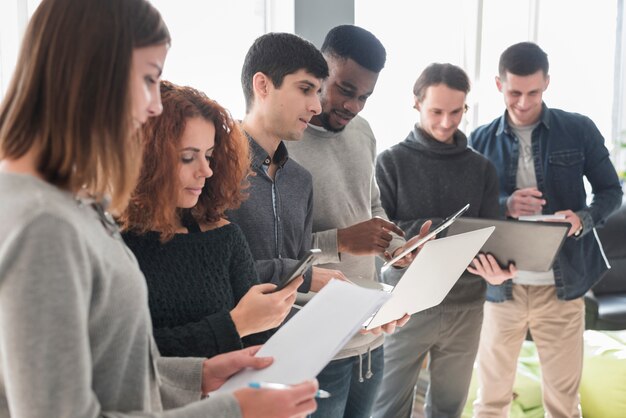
[413,63,470,102]
[499,42,549,78]
[321,25,386,73]
[241,32,328,113]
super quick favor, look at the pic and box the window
[355,0,470,152]
[356,0,623,173]
[149,0,268,119]
[536,0,616,149]
[1,0,281,121]
[150,0,294,119]
[1,0,624,182]
[0,0,39,97]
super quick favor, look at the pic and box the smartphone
[381,203,470,271]
[273,249,321,292]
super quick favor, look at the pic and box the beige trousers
[473,285,584,418]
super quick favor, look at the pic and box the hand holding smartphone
[381,204,470,271]
[273,249,321,292]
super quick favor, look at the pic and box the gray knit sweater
[376,125,500,308]
[0,173,240,418]
[286,116,405,358]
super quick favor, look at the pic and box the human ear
[413,95,421,111]
[252,72,271,99]
[544,74,550,91]
[495,76,503,92]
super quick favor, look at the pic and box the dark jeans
[311,345,384,418]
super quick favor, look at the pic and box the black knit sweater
[123,222,268,358]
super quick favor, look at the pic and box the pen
[248,382,331,398]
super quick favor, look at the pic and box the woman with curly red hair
[120,81,300,359]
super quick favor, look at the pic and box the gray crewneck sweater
[0,173,240,418]
[376,125,500,308]
[286,116,405,358]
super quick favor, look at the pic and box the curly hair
[120,80,251,240]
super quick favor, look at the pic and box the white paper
[215,280,391,393]
[365,227,494,329]
[518,214,566,221]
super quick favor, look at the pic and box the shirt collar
[245,131,290,169]
[307,122,328,132]
[496,102,551,136]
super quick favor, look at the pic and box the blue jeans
[311,345,384,418]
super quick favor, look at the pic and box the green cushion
[462,332,626,417]
[463,341,545,417]
[514,343,543,411]
[580,330,626,418]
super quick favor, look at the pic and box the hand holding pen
[234,380,320,418]
[200,347,319,417]
[249,381,331,398]
[506,187,546,218]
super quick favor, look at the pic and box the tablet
[446,217,569,271]
[273,249,321,292]
[381,203,470,271]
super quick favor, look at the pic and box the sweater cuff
[279,258,312,293]
[499,196,510,218]
[213,311,244,354]
[301,266,313,293]
[157,356,205,408]
[312,229,341,264]
[388,232,405,256]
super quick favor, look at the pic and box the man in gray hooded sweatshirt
[373,63,501,418]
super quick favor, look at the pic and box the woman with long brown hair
[120,81,299,359]
[0,0,317,417]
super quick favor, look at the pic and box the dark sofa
[585,200,626,330]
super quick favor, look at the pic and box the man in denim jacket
[468,42,622,418]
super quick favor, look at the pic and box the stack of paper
[519,214,566,221]
[215,280,390,393]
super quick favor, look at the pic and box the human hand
[310,266,350,292]
[201,346,272,394]
[506,187,545,218]
[360,313,411,335]
[230,277,302,337]
[234,380,318,418]
[384,220,433,268]
[552,209,582,236]
[467,253,517,285]
[337,217,405,256]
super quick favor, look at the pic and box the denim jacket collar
[496,102,551,137]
